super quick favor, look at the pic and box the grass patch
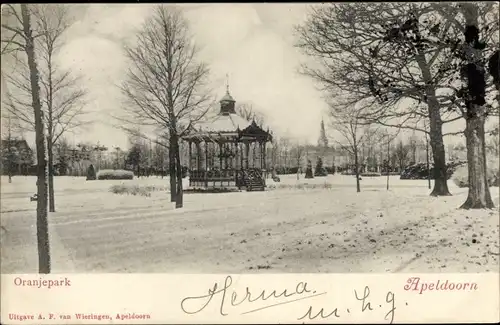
[109,184,168,197]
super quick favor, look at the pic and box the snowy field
[1,175,498,274]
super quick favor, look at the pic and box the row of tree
[296,2,499,208]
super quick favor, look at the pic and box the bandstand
[182,87,272,191]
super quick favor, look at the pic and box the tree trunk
[416,54,451,196]
[354,146,360,193]
[459,4,495,209]
[48,138,55,212]
[460,115,494,209]
[21,4,51,274]
[169,131,176,202]
[173,135,183,209]
[426,134,431,190]
[427,99,451,196]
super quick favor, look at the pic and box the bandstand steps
[245,178,265,192]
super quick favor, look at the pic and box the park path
[2,182,498,274]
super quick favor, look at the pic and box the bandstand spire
[220,73,236,115]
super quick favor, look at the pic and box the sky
[11,3,328,150]
[1,3,493,151]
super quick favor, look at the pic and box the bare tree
[119,5,213,208]
[236,102,265,127]
[395,139,411,171]
[330,99,378,192]
[1,72,22,183]
[279,137,291,173]
[292,141,305,180]
[3,5,88,212]
[296,3,499,197]
[1,4,50,273]
[1,112,18,184]
[268,135,280,172]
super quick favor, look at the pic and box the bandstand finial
[226,73,230,94]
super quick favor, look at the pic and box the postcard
[1,2,499,324]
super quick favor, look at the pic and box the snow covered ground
[1,175,498,273]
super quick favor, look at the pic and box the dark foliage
[314,157,328,177]
[305,160,314,179]
[86,164,97,181]
[400,161,466,180]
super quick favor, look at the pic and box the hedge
[400,161,466,180]
[97,169,134,180]
[360,172,382,177]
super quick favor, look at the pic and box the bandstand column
[245,142,250,169]
[229,142,233,170]
[205,141,209,170]
[235,142,239,169]
[240,143,244,169]
[252,142,256,168]
[224,143,229,169]
[219,142,223,169]
[196,142,201,170]
[262,142,266,170]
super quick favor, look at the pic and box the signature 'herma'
[180,275,325,316]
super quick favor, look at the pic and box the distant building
[1,139,34,175]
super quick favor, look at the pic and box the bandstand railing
[189,168,266,190]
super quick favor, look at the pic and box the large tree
[1,4,51,273]
[443,3,499,209]
[3,5,87,212]
[296,3,498,197]
[119,5,212,208]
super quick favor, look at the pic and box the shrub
[305,160,314,179]
[86,164,97,181]
[97,169,134,180]
[314,157,328,177]
[452,158,500,188]
[109,184,168,196]
[400,161,467,180]
[360,172,382,177]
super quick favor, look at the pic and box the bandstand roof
[197,113,250,133]
[182,87,272,142]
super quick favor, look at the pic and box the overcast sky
[2,3,485,150]
[36,3,329,149]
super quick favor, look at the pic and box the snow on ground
[1,175,498,273]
